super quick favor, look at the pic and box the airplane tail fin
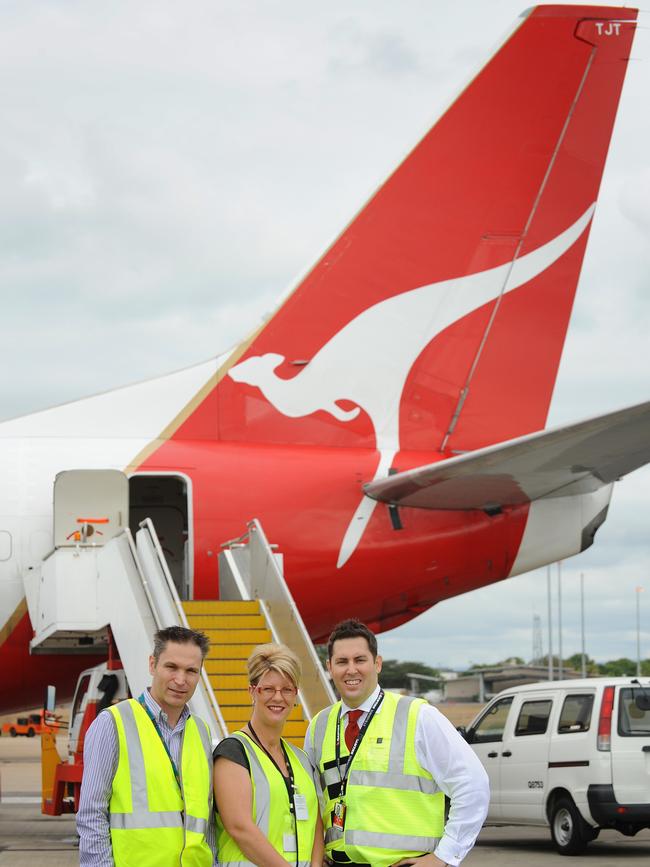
[194,6,638,454]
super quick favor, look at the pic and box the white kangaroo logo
[229,205,595,566]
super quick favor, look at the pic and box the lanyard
[246,723,299,867]
[335,689,384,797]
[138,693,182,791]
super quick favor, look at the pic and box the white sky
[1,1,649,669]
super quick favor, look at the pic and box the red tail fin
[191,6,638,455]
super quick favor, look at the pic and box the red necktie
[345,709,363,752]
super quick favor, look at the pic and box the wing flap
[364,400,650,510]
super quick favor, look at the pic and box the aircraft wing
[365,400,650,511]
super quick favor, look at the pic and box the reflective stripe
[346,830,440,851]
[322,760,348,787]
[116,701,149,811]
[220,862,311,867]
[325,826,343,844]
[219,861,256,866]
[186,814,208,835]
[285,741,314,777]
[195,717,213,767]
[348,769,437,795]
[312,705,332,762]
[232,733,271,836]
[110,810,183,829]
[388,696,415,772]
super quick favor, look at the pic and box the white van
[461,677,650,854]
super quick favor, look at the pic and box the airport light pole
[636,587,642,677]
[580,572,587,678]
[547,565,553,681]
[558,560,563,680]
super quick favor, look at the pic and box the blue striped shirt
[77,690,215,865]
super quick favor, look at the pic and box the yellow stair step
[207,673,250,689]
[201,629,272,644]
[183,600,260,614]
[205,659,250,675]
[214,690,254,706]
[206,644,263,660]
[186,614,267,630]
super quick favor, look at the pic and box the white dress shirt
[305,686,489,867]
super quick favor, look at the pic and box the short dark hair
[327,618,378,660]
[152,626,210,662]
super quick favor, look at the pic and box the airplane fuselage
[0,418,612,712]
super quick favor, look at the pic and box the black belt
[328,856,371,867]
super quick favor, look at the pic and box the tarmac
[2,734,650,865]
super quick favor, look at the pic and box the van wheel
[551,796,593,855]
[26,728,35,737]
[9,727,17,737]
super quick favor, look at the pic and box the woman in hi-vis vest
[213,643,324,867]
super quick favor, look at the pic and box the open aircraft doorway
[128,474,192,600]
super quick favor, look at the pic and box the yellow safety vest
[216,731,319,867]
[309,692,445,867]
[107,699,213,867]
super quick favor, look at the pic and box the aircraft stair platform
[22,514,228,740]
[20,470,332,746]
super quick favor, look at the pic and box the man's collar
[340,683,382,716]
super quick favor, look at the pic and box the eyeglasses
[255,685,298,699]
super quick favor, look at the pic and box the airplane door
[128,474,192,600]
[54,470,128,547]
[466,695,514,821]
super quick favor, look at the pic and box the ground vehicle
[462,677,650,854]
[42,662,129,815]
[1,709,60,738]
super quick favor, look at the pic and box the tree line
[315,647,650,691]
[466,654,650,677]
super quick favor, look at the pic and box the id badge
[332,799,346,830]
[283,833,297,852]
[294,793,309,820]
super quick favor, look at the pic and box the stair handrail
[124,527,161,627]
[138,518,228,739]
[221,519,334,719]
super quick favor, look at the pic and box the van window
[618,688,650,737]
[558,694,594,733]
[471,696,513,743]
[515,699,552,736]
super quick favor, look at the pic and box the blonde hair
[247,643,301,689]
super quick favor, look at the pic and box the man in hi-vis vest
[305,619,489,867]
[77,626,214,867]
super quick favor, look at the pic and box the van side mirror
[457,725,474,743]
[44,684,56,713]
[44,684,57,726]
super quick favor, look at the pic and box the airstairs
[186,520,334,745]
[22,470,332,746]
